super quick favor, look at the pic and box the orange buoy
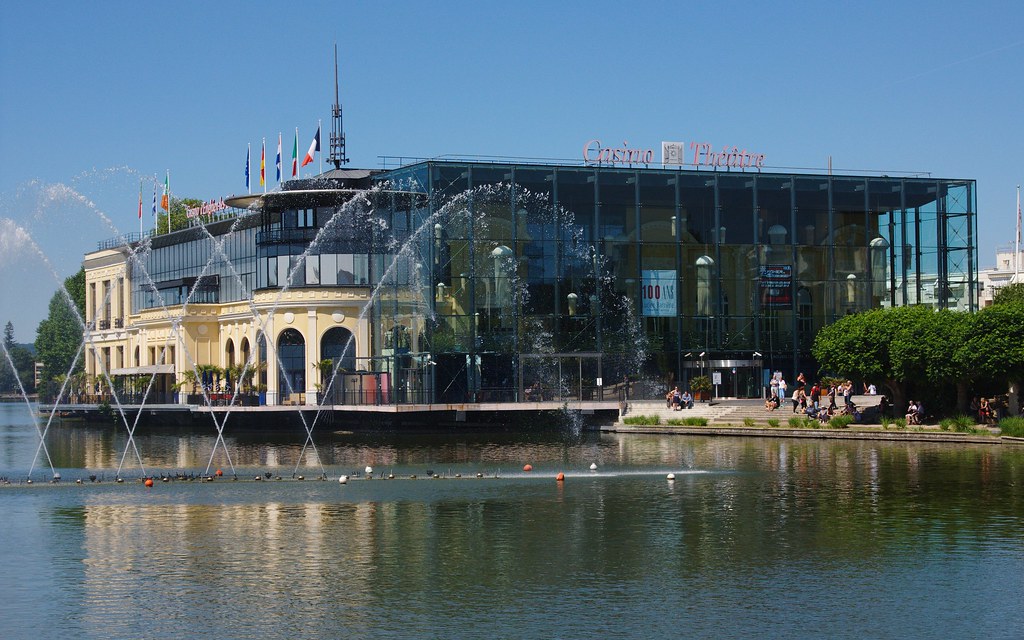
[144,478,154,488]
[215,469,223,477]
[523,464,533,472]
[556,472,565,482]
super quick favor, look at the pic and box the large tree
[1,321,36,394]
[957,302,1024,415]
[992,282,1024,306]
[35,268,86,383]
[813,306,971,412]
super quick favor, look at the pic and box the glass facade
[120,161,977,403]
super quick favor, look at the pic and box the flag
[245,145,250,192]
[152,182,157,218]
[260,139,266,188]
[161,171,169,210]
[275,133,282,183]
[291,129,298,177]
[138,181,143,219]
[302,125,320,167]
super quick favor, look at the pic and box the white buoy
[338,475,349,484]
[365,465,373,475]
[589,463,598,471]
[667,473,676,481]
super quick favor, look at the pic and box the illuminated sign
[759,265,792,309]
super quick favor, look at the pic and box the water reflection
[3,403,1024,637]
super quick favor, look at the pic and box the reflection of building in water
[82,158,977,402]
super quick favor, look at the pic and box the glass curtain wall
[369,162,975,401]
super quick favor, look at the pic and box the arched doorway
[225,338,235,369]
[277,328,305,403]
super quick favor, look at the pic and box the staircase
[621,395,885,427]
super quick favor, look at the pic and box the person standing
[809,382,821,410]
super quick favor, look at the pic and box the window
[298,208,315,228]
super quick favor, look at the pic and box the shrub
[684,417,708,426]
[767,418,780,428]
[940,414,976,433]
[999,416,1024,438]
[623,414,660,425]
[893,418,907,430]
[788,416,815,429]
[743,417,755,427]
[829,414,854,429]
[880,417,893,430]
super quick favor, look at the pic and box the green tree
[35,268,86,382]
[957,302,1024,413]
[1,321,35,393]
[155,197,203,235]
[813,306,969,411]
[992,282,1024,306]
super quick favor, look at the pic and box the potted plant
[690,375,712,402]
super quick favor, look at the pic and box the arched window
[225,338,235,370]
[320,327,356,375]
[277,329,305,397]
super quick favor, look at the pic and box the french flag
[301,125,320,167]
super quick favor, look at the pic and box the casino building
[82,128,978,406]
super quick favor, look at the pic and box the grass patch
[788,416,815,429]
[893,418,907,430]
[623,414,660,425]
[743,417,755,427]
[880,417,893,430]
[767,418,780,428]
[667,417,708,426]
[828,414,854,429]
[999,416,1024,438]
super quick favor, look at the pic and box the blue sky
[1,0,1022,341]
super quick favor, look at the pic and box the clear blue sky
[1,0,1022,342]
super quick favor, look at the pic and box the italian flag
[301,125,320,167]
[292,129,298,177]
[161,171,169,210]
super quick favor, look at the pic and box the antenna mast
[329,44,348,168]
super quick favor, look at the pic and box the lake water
[2,403,1023,639]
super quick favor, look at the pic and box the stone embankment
[608,396,1016,444]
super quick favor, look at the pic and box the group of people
[905,400,926,425]
[763,373,870,424]
[665,386,694,410]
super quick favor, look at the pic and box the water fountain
[1,168,647,481]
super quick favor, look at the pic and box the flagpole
[166,170,171,234]
[248,143,252,195]
[318,118,323,175]
[297,127,301,180]
[139,178,143,236]
[1016,184,1021,284]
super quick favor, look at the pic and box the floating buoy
[338,475,349,484]
[254,476,262,481]
[53,472,61,481]
[455,473,462,479]
[297,475,305,481]
[365,466,373,475]
[410,474,417,479]
[161,477,169,482]
[476,472,483,478]
[433,474,440,479]
[556,472,565,482]
[115,478,123,483]
[26,479,32,484]
[589,463,598,471]
[523,464,533,472]
[215,469,223,477]
[75,478,83,484]
[667,473,676,481]
[144,478,154,488]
